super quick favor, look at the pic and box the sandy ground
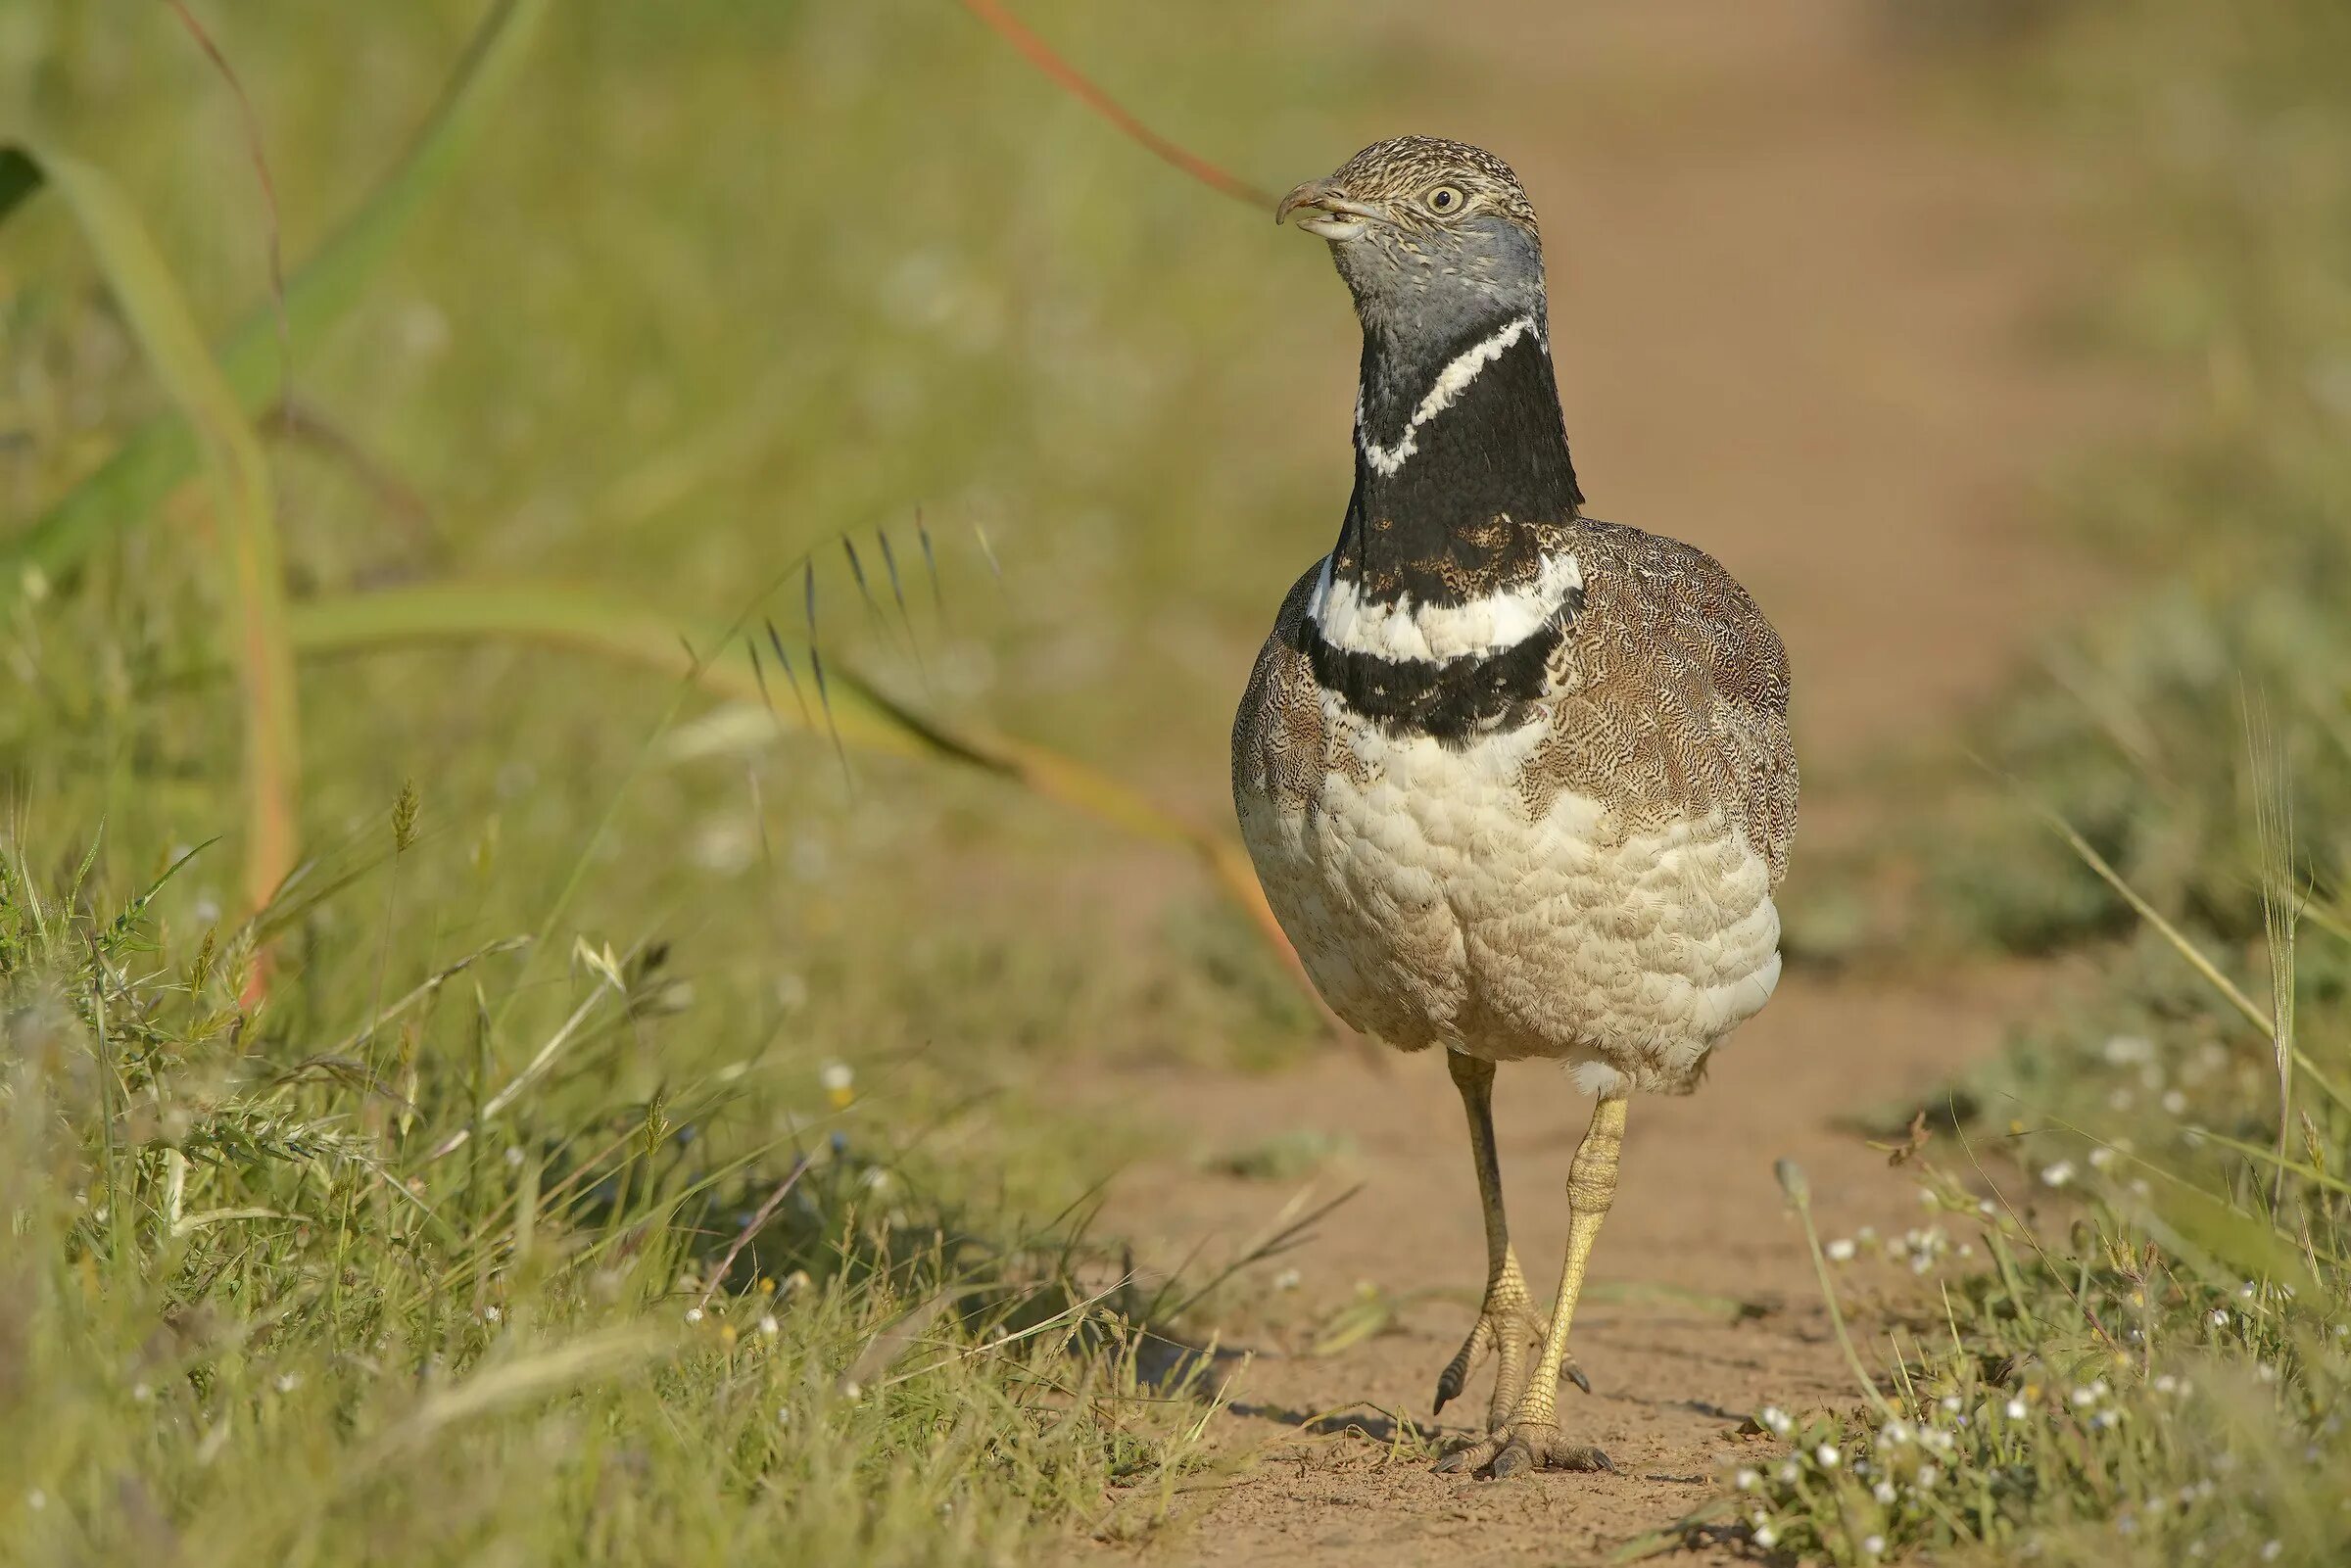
[1060,3,2130,1563]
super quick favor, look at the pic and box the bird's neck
[1332,308,1584,614]
[1287,306,1588,741]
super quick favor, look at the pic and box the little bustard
[1231,136,1798,1479]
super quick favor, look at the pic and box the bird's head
[1277,135,1545,342]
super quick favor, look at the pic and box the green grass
[0,2,1406,1559]
[1675,3,2351,1560]
[0,840,1227,1564]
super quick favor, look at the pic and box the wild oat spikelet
[189,926,218,993]
[392,778,420,853]
[642,1089,670,1160]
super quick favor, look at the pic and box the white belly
[1238,697,1781,1096]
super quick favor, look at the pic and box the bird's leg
[1438,1092,1627,1479]
[1433,1053,1588,1429]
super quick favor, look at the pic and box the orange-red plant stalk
[953,0,1276,211]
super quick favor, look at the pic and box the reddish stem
[953,0,1276,212]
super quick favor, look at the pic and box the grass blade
[763,619,814,730]
[804,560,850,785]
[875,526,926,681]
[2244,691,2300,1207]
[20,143,299,916]
[3,0,550,589]
[2040,801,2350,1117]
[840,536,885,639]
[916,507,947,625]
[163,0,290,385]
[282,581,1333,1030]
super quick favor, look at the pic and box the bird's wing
[1230,559,1330,813]
[1522,520,1798,887]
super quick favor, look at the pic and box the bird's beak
[1276,177,1379,242]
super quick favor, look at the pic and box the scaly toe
[1432,1433,1503,1475]
[1434,1422,1614,1480]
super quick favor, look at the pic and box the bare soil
[1062,3,2132,1562]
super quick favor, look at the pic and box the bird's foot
[1434,1418,1613,1481]
[1431,1263,1589,1428]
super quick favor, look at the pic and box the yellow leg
[1438,1091,1627,1479]
[1433,1053,1588,1427]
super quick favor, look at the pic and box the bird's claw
[1430,1305,1590,1421]
[1434,1420,1613,1480]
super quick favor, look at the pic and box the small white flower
[26,1490,47,1511]
[1752,1526,1779,1549]
[685,1307,704,1324]
[131,1383,153,1403]
[1880,1419,1915,1447]
[483,1306,503,1323]
[2088,1146,2116,1170]
[1863,1536,1886,1557]
[1816,1443,1841,1468]
[2256,1362,2279,1385]
[2094,1409,2122,1430]
[2006,1398,2029,1420]
[1734,1467,1759,1492]
[1826,1238,1857,1262]
[1941,1395,1963,1413]
[1779,1461,1800,1483]
[2071,1386,2097,1406]
[2039,1160,2076,1189]
[1874,1481,1897,1504]
[2261,1544,2282,1563]
[1272,1267,1302,1292]
[504,1146,525,1168]
[274,1372,301,1394]
[776,1406,792,1426]
[758,1314,780,1337]
[1760,1405,1793,1437]
[1917,1464,1940,1490]
[2210,1308,2231,1329]
[2155,1374,2179,1395]
[2162,1090,2188,1116]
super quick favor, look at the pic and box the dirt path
[1065,4,2124,1562]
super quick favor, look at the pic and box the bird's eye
[1426,185,1464,214]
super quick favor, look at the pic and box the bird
[1230,135,1798,1480]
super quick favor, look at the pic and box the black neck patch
[1331,312,1585,613]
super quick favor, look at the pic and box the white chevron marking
[1357,315,1539,478]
